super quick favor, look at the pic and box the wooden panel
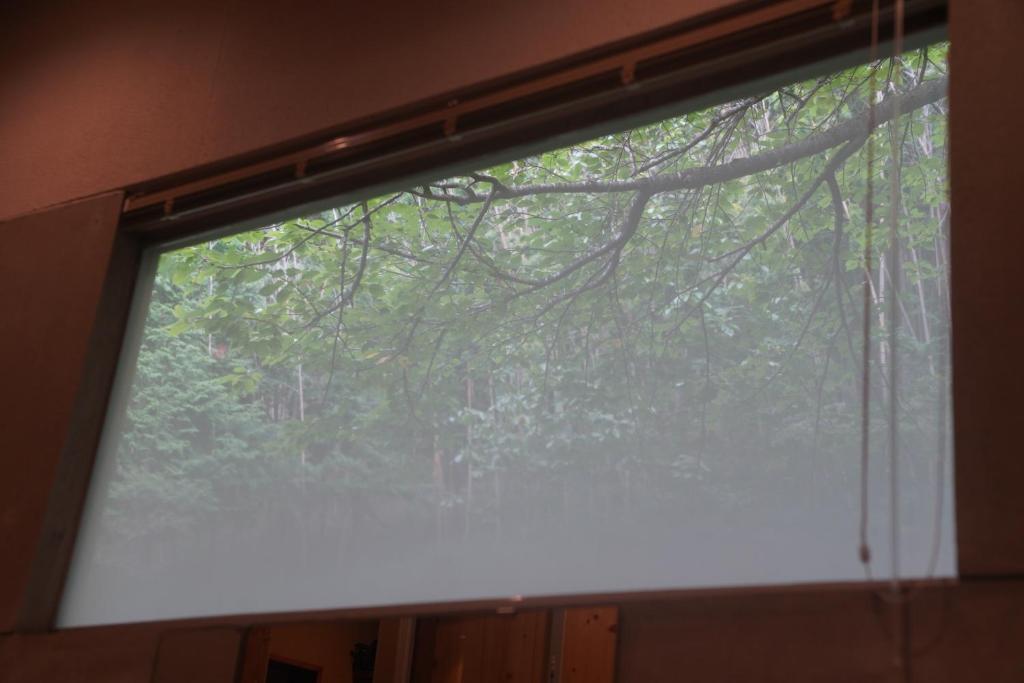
[411,611,548,683]
[617,589,901,682]
[560,607,618,683]
[615,581,1024,682]
[152,628,244,683]
[2,581,1024,683]
[949,0,1024,575]
[502,612,549,683]
[0,192,126,632]
[0,623,162,683]
[374,618,416,683]
[438,615,486,682]
[239,627,272,683]
[911,580,1024,682]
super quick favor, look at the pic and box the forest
[77,44,952,613]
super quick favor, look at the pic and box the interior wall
[2,0,1024,681]
[948,0,1024,576]
[0,624,243,683]
[0,192,124,632]
[616,581,1024,682]
[0,0,736,221]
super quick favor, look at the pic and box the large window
[61,43,953,626]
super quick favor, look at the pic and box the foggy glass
[60,45,954,627]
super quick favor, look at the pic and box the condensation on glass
[61,44,955,626]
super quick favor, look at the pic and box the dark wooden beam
[949,0,1024,576]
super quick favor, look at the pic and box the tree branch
[426,76,945,203]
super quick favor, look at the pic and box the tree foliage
[102,45,951,573]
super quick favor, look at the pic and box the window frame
[19,0,951,632]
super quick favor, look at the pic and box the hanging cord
[924,141,950,582]
[888,0,905,596]
[857,2,911,676]
[887,1,909,678]
[855,4,955,679]
[858,0,880,581]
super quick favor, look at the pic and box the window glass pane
[61,43,954,627]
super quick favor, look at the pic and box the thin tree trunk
[488,373,502,540]
[875,253,888,370]
[298,364,306,422]
[298,363,306,465]
[464,376,474,538]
